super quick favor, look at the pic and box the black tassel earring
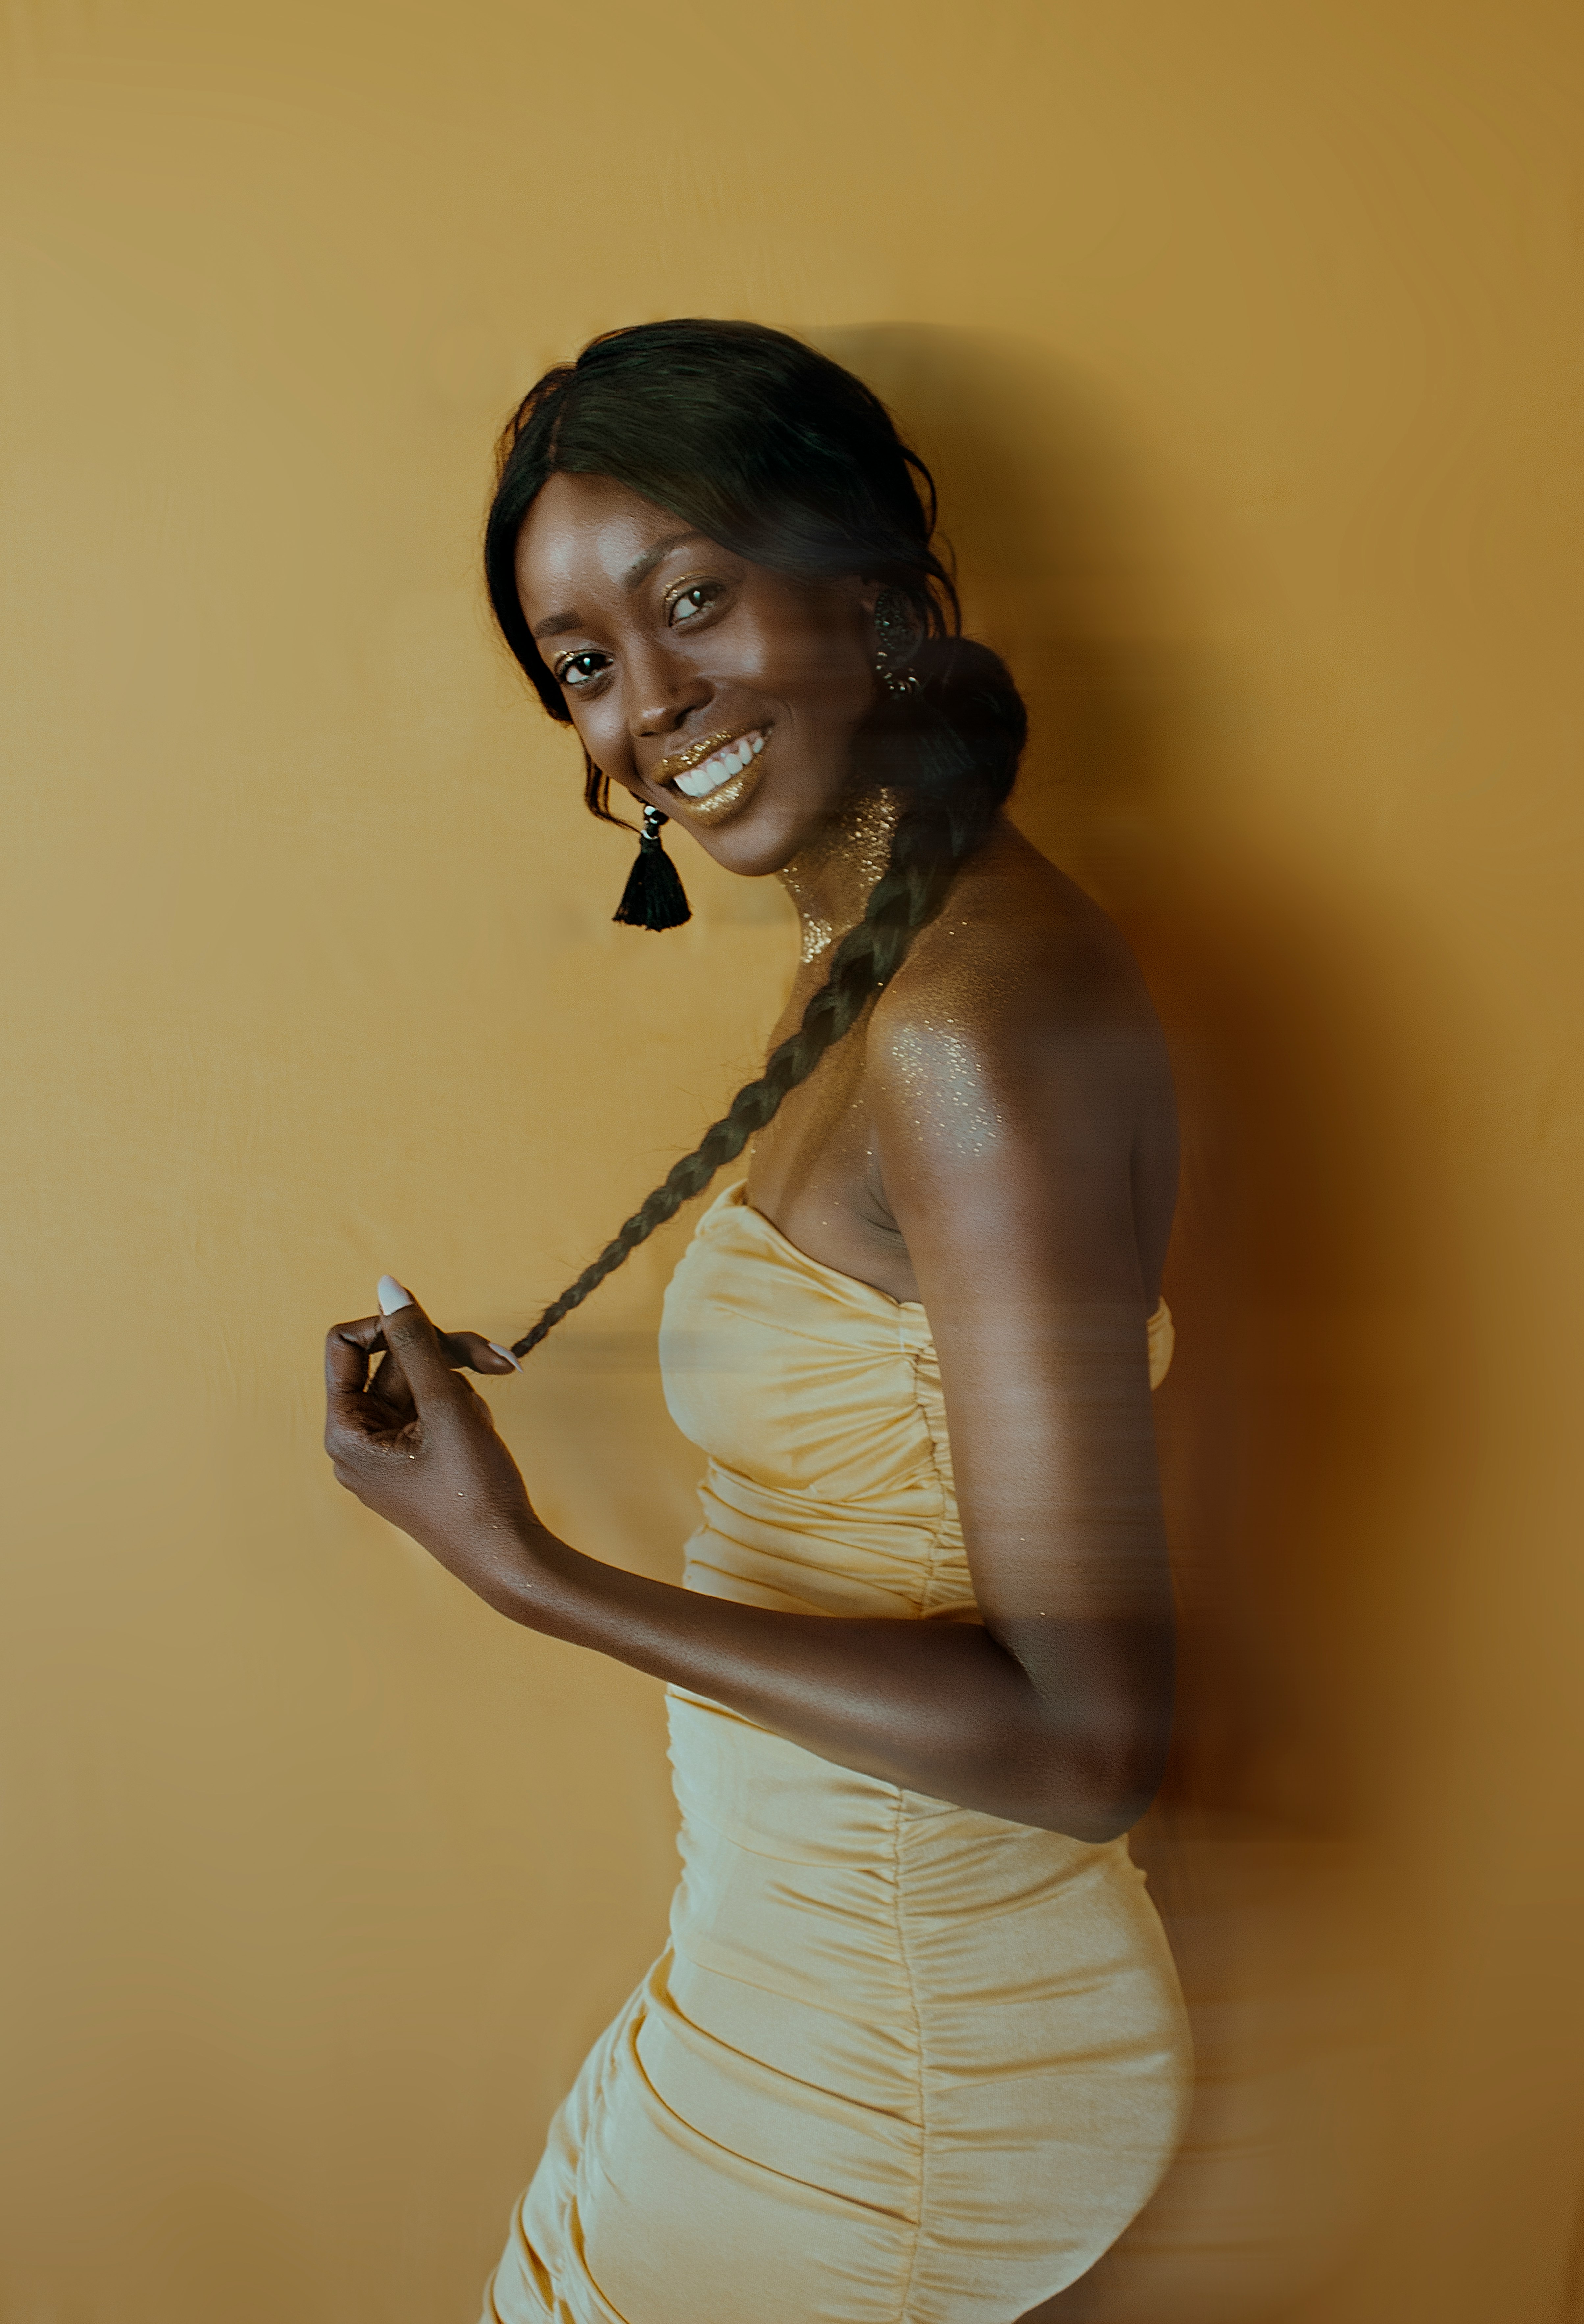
[613,804,691,931]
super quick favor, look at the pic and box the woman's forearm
[501,1521,1171,1841]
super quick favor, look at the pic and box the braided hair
[483,320,1027,1358]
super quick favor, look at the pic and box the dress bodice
[658,1180,1174,1624]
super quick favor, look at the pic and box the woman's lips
[657,727,770,825]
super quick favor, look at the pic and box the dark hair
[485,319,1026,1358]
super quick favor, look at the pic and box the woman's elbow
[1031,1714,1170,1844]
[989,1615,1172,1839]
[1053,1779,1160,1846]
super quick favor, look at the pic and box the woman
[324,320,1192,2324]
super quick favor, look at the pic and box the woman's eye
[556,651,609,688]
[670,583,722,625]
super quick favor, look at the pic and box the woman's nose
[629,637,712,737]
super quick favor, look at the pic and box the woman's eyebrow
[623,531,709,588]
[530,534,711,641]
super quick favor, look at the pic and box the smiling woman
[514,473,882,861]
[323,319,1191,2324]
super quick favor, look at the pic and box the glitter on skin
[779,788,902,965]
[885,1016,1004,1161]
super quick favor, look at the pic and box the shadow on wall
[1564,2191,1584,2324]
[815,325,1469,2323]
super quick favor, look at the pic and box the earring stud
[873,590,921,696]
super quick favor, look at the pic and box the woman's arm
[324,992,1175,1842]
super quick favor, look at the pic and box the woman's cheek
[575,703,625,775]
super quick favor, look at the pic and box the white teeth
[672,731,766,799]
[676,758,726,798]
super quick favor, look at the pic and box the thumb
[375,1277,462,1412]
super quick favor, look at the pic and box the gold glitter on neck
[780,789,902,964]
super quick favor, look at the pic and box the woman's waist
[664,1687,1134,1902]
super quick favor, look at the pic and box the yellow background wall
[2,5,1580,2319]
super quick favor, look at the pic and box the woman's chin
[672,792,837,883]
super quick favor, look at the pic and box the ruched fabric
[482,1183,1190,2324]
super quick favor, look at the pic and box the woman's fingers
[325,1321,371,1398]
[322,1280,539,1589]
[324,1319,402,1448]
[326,1307,517,1392]
[440,1330,522,1375]
[372,1343,416,1421]
[371,1330,514,1423]
[321,1312,411,1422]
[323,1290,520,1473]
[371,1280,469,1414]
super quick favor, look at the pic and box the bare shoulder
[865,820,1178,1297]
[869,819,1169,1109]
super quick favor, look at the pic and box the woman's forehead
[514,474,709,603]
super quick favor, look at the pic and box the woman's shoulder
[863,822,1179,1278]
[872,820,1164,1074]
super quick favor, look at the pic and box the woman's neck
[777,788,903,967]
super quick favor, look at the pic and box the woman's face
[513,472,883,878]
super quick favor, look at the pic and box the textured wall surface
[1,5,1580,2318]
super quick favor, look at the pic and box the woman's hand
[323,1281,545,1617]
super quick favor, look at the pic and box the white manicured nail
[377,1275,413,1315]
[487,1341,523,1372]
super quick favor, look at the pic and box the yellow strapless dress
[482,1183,1191,2324]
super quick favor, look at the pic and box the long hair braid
[487,321,1028,1360]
